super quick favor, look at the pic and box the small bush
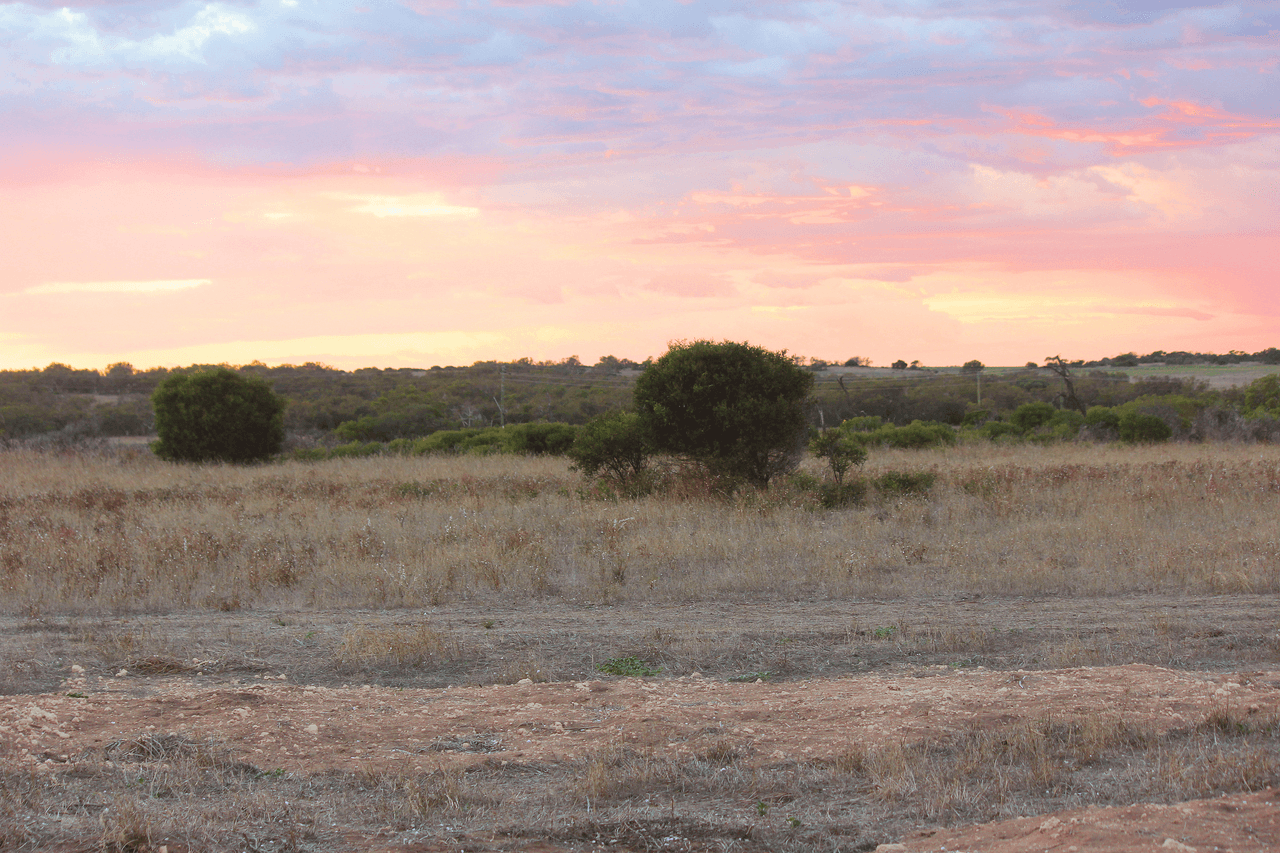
[841,416,884,432]
[853,420,956,450]
[456,429,506,455]
[596,656,661,677]
[1085,406,1121,429]
[978,420,1021,441]
[567,412,650,488]
[505,422,580,455]
[416,429,471,453]
[810,429,867,484]
[1243,373,1280,416]
[1042,409,1085,442]
[1119,411,1172,443]
[1010,402,1058,433]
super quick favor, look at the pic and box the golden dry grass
[334,622,461,671]
[2,442,1279,614]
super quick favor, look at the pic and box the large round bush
[151,368,285,463]
[634,340,813,487]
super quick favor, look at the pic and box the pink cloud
[643,271,736,297]
[1,1,1277,370]
[986,100,1280,156]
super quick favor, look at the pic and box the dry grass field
[2,442,1279,851]
[4,442,1279,614]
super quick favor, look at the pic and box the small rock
[116,669,128,677]
[1161,841,1196,852]
[305,724,319,735]
[517,678,534,686]
[70,664,84,675]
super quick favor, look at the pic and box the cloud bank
[0,0,1276,368]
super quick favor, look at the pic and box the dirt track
[8,664,1279,775]
[4,596,1280,851]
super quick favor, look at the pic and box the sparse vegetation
[4,435,1280,852]
[3,697,1277,852]
[2,442,1279,614]
[596,656,662,677]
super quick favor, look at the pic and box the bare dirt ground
[3,595,1279,852]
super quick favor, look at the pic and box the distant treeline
[1082,348,1280,368]
[2,349,1278,445]
[0,357,640,442]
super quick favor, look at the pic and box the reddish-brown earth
[5,662,1279,852]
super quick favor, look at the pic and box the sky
[0,0,1277,371]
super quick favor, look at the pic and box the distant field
[1118,362,1278,388]
[825,363,1276,388]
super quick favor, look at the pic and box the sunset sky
[1,0,1276,371]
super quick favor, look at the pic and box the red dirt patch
[4,663,1280,851]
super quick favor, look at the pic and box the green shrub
[1048,409,1085,440]
[1009,402,1058,433]
[1085,406,1121,429]
[0,405,58,439]
[810,429,867,484]
[596,656,661,677]
[841,416,884,432]
[505,422,580,455]
[853,420,956,449]
[1118,411,1172,443]
[151,368,285,464]
[978,420,1021,441]
[413,427,504,455]
[634,340,813,487]
[567,411,651,487]
[1243,374,1280,417]
[458,429,507,454]
[334,405,449,442]
[417,429,470,453]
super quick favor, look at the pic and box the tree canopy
[633,340,813,487]
[151,368,285,463]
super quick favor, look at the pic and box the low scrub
[853,420,957,450]
[293,422,582,461]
